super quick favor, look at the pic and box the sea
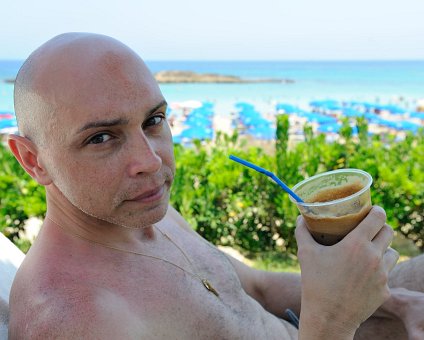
[1,60,424,115]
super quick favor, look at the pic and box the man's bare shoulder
[9,270,152,339]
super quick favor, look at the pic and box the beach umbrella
[361,102,380,111]
[371,118,397,128]
[179,127,213,140]
[241,116,271,127]
[391,121,420,132]
[276,103,298,113]
[309,99,340,108]
[346,101,365,107]
[246,126,275,140]
[185,115,211,124]
[317,123,342,133]
[342,108,365,118]
[410,112,424,119]
[0,119,17,129]
[202,102,214,109]
[172,135,183,144]
[235,102,255,111]
[184,120,211,128]
[294,110,311,118]
[240,112,263,123]
[199,108,215,115]
[241,108,261,116]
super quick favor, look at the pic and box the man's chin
[110,200,170,229]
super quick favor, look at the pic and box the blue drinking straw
[229,155,304,203]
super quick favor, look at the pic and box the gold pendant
[202,279,219,297]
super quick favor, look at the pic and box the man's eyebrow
[76,100,168,134]
[149,100,168,116]
[76,118,130,134]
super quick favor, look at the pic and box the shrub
[0,143,46,249]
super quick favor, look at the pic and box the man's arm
[225,255,302,320]
[229,207,399,340]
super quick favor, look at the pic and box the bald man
[7,33,424,339]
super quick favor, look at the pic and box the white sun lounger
[0,233,25,339]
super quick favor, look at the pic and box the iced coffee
[290,169,373,246]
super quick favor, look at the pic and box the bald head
[14,33,155,146]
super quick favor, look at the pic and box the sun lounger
[0,233,25,339]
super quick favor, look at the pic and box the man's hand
[296,206,399,339]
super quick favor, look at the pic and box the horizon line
[1,58,424,63]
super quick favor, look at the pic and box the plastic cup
[290,169,373,246]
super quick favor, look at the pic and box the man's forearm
[258,271,302,319]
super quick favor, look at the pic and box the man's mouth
[128,185,165,204]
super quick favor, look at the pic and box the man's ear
[7,134,52,186]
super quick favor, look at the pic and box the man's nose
[126,132,162,176]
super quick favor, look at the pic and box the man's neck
[44,191,158,248]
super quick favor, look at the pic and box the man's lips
[127,185,165,203]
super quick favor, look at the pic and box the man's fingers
[383,247,399,272]
[372,224,394,254]
[352,206,387,241]
[295,216,316,245]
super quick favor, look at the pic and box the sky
[1,0,423,61]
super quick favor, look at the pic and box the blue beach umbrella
[179,127,213,140]
[361,102,380,111]
[185,116,211,126]
[372,118,397,128]
[309,99,339,107]
[246,126,275,140]
[346,101,365,107]
[241,116,271,127]
[235,102,254,110]
[0,119,17,129]
[202,102,214,109]
[172,135,183,144]
[410,112,424,119]
[276,103,298,113]
[191,107,214,117]
[241,109,262,118]
[342,108,364,118]
[391,121,420,132]
[317,123,342,133]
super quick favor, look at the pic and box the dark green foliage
[0,143,46,246]
[171,117,423,252]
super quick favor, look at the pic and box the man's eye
[88,133,112,144]
[144,115,165,127]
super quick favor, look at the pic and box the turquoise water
[1,60,424,113]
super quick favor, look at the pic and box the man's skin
[7,33,424,339]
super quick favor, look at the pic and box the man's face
[41,53,175,228]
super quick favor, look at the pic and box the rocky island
[153,70,294,84]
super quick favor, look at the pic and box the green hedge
[170,117,423,253]
[1,116,423,254]
[0,141,46,251]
